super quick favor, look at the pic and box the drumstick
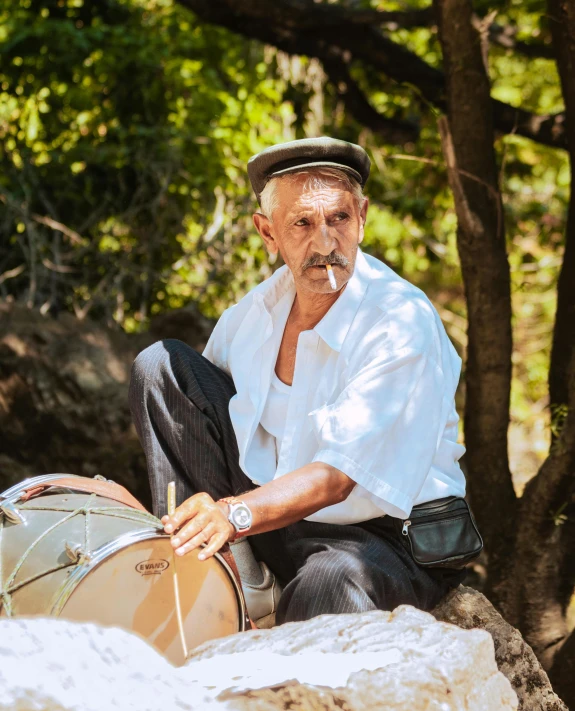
[167,481,188,661]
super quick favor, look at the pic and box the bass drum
[0,474,248,666]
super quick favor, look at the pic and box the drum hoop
[0,474,83,503]
[51,528,247,632]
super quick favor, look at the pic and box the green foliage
[0,0,295,324]
[0,0,568,480]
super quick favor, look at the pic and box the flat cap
[247,136,370,205]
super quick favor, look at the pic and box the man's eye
[295,219,309,226]
[333,213,349,221]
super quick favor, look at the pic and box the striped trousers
[128,338,466,624]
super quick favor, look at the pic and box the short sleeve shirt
[203,248,466,523]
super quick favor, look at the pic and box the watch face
[231,504,252,530]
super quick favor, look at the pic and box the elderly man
[129,137,469,624]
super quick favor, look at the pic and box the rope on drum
[0,495,162,617]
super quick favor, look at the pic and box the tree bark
[508,349,575,670]
[472,1,575,685]
[550,618,575,708]
[434,3,575,684]
[548,0,575,436]
[538,2,575,689]
[319,54,419,144]
[433,0,516,586]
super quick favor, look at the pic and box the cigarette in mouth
[325,264,337,290]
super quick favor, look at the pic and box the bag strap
[18,477,147,512]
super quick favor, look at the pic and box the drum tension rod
[0,500,27,525]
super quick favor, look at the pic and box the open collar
[254,248,371,353]
[314,249,371,352]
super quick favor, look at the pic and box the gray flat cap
[247,136,370,205]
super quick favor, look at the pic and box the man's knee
[278,551,377,621]
[129,339,196,404]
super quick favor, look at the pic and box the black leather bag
[400,496,483,569]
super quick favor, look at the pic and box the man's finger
[175,521,216,556]
[197,531,229,561]
[163,493,207,532]
[164,507,197,534]
[172,515,212,551]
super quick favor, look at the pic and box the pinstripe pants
[129,338,466,624]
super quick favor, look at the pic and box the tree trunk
[485,0,575,680]
[548,0,575,435]
[433,0,516,594]
[434,2,575,687]
[508,349,575,669]
[550,615,575,708]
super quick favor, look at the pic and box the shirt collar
[314,249,371,352]
[254,248,371,352]
[253,263,295,317]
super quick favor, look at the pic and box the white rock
[179,649,403,697]
[0,606,518,711]
[0,617,204,711]
[189,605,518,710]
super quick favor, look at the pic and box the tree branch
[211,0,436,29]
[488,22,556,59]
[320,55,419,144]
[176,0,567,150]
[289,4,437,29]
[221,0,555,57]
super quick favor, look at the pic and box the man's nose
[310,222,338,256]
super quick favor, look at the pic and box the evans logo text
[135,559,170,575]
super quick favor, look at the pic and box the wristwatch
[219,497,253,539]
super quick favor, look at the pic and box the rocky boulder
[433,586,567,711]
[0,606,518,711]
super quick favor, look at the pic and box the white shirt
[203,248,466,524]
[259,372,292,463]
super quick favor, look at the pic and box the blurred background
[0,0,564,496]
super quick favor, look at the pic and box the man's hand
[160,463,353,556]
[161,492,235,560]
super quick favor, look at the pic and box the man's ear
[253,213,279,254]
[358,197,369,245]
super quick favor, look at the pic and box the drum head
[60,537,241,666]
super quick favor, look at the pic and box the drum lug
[65,542,91,565]
[0,500,27,525]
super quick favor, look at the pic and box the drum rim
[1,473,84,503]
[51,528,247,632]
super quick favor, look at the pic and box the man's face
[253,173,368,295]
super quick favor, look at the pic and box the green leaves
[0,0,567,463]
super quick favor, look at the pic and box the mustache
[301,251,349,271]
